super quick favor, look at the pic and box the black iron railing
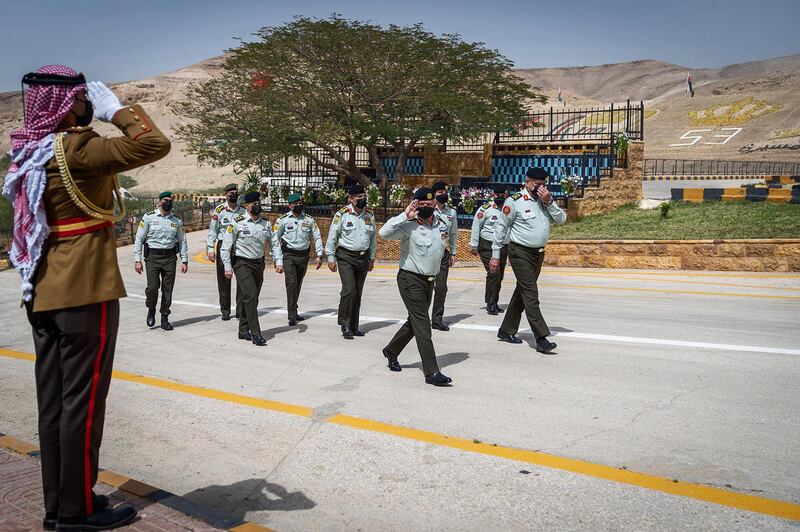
[644,159,800,176]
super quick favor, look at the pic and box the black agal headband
[20,71,86,108]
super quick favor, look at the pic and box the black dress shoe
[536,337,557,354]
[160,315,173,331]
[235,312,240,319]
[294,315,305,322]
[425,372,452,386]
[238,332,253,341]
[146,308,156,327]
[221,313,231,321]
[486,304,498,316]
[431,322,450,331]
[353,329,365,337]
[496,304,505,313]
[497,331,523,344]
[252,335,267,346]
[382,348,401,372]
[56,505,137,531]
[288,318,297,326]
[44,496,109,531]
[341,326,354,339]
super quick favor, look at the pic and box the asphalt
[1,230,799,530]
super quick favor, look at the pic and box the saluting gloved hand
[86,81,123,122]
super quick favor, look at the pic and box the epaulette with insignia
[338,207,349,214]
[511,193,522,200]
[215,204,225,213]
[278,213,288,219]
[233,214,245,222]
[479,204,490,211]
[145,210,155,216]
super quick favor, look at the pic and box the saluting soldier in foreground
[325,184,377,339]
[491,167,566,353]
[207,182,246,320]
[4,66,169,530]
[134,191,188,330]
[379,188,452,386]
[221,191,272,346]
[272,193,323,326]
[430,181,458,331]
[470,184,510,315]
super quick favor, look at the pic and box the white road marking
[124,294,800,357]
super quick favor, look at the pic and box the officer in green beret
[134,191,188,330]
[272,192,323,326]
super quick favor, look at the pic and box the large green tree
[174,15,544,187]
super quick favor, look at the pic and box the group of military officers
[133,169,565,386]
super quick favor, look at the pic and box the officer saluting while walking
[430,181,458,331]
[221,191,271,346]
[491,167,566,353]
[272,193,323,326]
[379,188,452,386]
[325,184,377,339]
[134,191,188,330]
[470,184,510,315]
[207,183,246,320]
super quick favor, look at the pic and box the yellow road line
[2,347,799,521]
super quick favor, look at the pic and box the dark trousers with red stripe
[26,300,120,518]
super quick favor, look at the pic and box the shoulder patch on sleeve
[476,212,484,219]
[511,193,522,200]
[333,214,341,224]
[502,205,511,215]
[272,223,279,232]
[138,221,145,228]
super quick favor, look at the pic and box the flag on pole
[686,73,694,97]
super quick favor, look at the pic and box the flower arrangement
[319,183,345,206]
[458,187,491,214]
[615,131,629,161]
[302,186,314,205]
[269,184,280,205]
[389,184,409,207]
[366,183,382,210]
[559,175,582,196]
[330,186,346,205]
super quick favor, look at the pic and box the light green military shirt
[492,188,566,258]
[324,205,377,263]
[470,202,508,249]
[379,213,447,277]
[134,209,188,262]
[207,201,247,252]
[433,204,458,254]
[220,214,272,271]
[271,211,323,267]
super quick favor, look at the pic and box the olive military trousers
[335,247,370,331]
[233,257,265,336]
[144,252,176,315]
[499,242,551,339]
[478,238,508,306]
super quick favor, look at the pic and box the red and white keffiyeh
[2,65,86,302]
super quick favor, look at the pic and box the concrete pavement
[1,230,799,530]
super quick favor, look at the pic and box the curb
[0,432,273,532]
[670,187,800,203]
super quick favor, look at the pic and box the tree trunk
[367,144,390,189]
[395,139,417,186]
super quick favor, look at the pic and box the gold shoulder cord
[54,132,126,223]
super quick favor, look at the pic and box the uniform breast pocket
[521,210,535,220]
[412,233,433,255]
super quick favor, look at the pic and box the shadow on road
[402,351,470,372]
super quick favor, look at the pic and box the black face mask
[228,193,239,203]
[72,100,93,127]
[292,204,304,215]
[435,193,448,205]
[355,198,367,210]
[417,206,434,219]
[161,200,173,212]
[250,204,262,215]
[494,196,506,207]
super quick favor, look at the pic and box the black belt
[510,242,545,253]
[337,247,368,257]
[400,269,436,282]
[147,247,175,256]
[234,255,265,263]
[283,246,310,255]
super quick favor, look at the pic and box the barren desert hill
[1,53,799,194]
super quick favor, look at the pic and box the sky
[1,0,798,92]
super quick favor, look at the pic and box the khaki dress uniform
[26,106,170,518]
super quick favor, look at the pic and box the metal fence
[644,159,800,176]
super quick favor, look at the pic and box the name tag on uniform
[170,223,177,228]
[346,222,354,227]
[287,225,295,230]
[522,209,535,220]
[151,220,160,226]
[490,216,498,222]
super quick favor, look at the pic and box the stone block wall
[566,140,644,220]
